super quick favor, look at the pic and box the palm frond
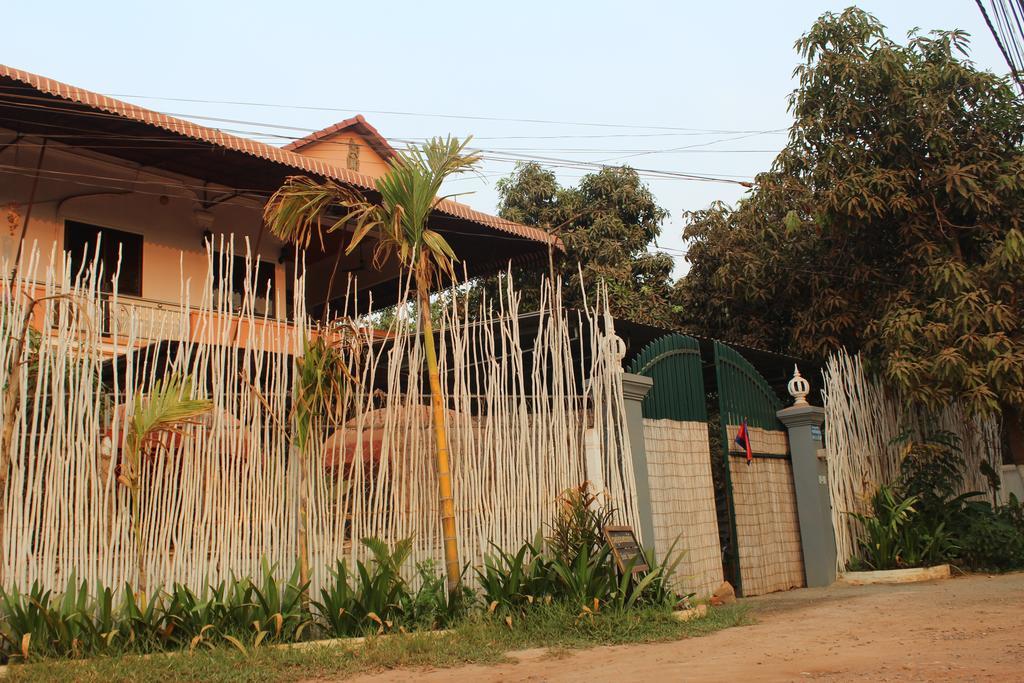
[126,375,213,457]
[263,177,366,250]
[264,138,479,284]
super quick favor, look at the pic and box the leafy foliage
[474,536,552,617]
[849,485,955,570]
[291,334,356,452]
[314,537,414,637]
[954,496,1024,569]
[896,431,967,506]
[314,538,469,638]
[546,483,614,565]
[679,8,1024,450]
[241,562,312,645]
[265,137,478,286]
[476,484,687,621]
[485,162,678,326]
[123,375,213,468]
[850,430,1024,571]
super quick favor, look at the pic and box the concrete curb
[838,564,951,586]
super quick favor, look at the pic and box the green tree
[680,8,1024,461]
[265,137,479,596]
[489,163,678,326]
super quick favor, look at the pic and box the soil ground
[348,571,1024,682]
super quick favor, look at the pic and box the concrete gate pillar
[776,366,836,587]
[621,372,657,557]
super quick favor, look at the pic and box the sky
[3,1,1010,276]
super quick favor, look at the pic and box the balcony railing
[42,292,300,350]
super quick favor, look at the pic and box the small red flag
[735,420,753,465]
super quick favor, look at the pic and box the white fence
[0,241,638,593]
[822,349,1002,571]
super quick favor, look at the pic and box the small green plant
[403,559,472,630]
[895,430,964,504]
[475,535,553,616]
[161,584,238,653]
[0,581,78,660]
[0,518,706,665]
[0,575,129,661]
[313,537,424,637]
[851,430,1024,572]
[549,542,613,609]
[291,334,357,598]
[546,484,613,566]
[850,485,919,570]
[953,496,1024,570]
[248,562,312,644]
[612,539,690,611]
[850,483,955,571]
[476,484,689,618]
[117,584,168,652]
[122,375,212,603]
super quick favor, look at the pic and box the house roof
[0,63,560,249]
[281,114,398,160]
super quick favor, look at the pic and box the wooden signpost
[603,525,649,574]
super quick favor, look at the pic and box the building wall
[642,418,723,598]
[0,132,289,314]
[294,132,391,178]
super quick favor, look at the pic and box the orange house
[0,64,558,353]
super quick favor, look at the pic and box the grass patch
[6,604,749,682]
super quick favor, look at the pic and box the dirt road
[350,572,1024,682]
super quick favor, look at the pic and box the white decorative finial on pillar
[788,364,810,406]
[605,334,626,362]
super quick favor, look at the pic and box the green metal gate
[627,333,706,421]
[713,341,783,433]
[713,341,802,596]
[627,335,803,597]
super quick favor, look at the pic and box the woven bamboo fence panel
[725,426,805,596]
[0,241,638,593]
[822,349,1002,572]
[641,418,722,597]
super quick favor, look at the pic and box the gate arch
[627,333,706,421]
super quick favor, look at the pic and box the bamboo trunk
[131,481,147,603]
[0,298,41,586]
[416,271,460,595]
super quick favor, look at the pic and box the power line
[597,130,786,163]
[0,91,785,155]
[976,0,1024,93]
[0,102,759,187]
[0,87,792,143]
[96,90,787,134]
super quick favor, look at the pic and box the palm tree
[121,374,212,604]
[264,136,479,595]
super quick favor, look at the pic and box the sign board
[603,525,649,574]
[810,425,823,442]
